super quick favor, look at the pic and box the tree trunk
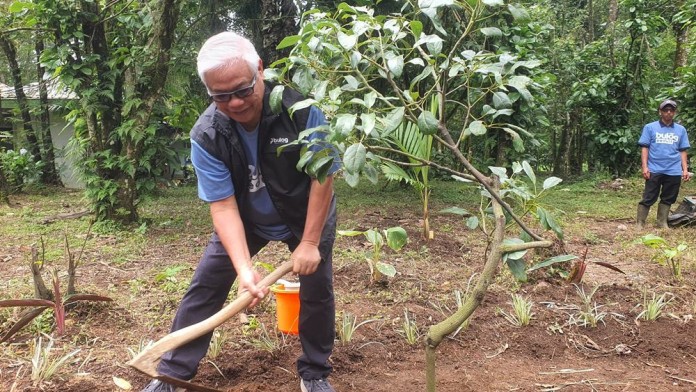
[0,33,41,162]
[112,0,181,223]
[606,0,619,68]
[0,165,9,204]
[260,0,299,65]
[553,115,571,177]
[35,39,63,186]
[672,0,688,75]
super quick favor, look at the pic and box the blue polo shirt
[191,106,339,240]
[638,120,690,176]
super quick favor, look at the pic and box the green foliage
[0,269,112,343]
[30,334,81,386]
[399,309,420,346]
[338,226,408,282]
[569,284,606,328]
[336,311,377,345]
[272,1,546,184]
[636,234,687,281]
[637,290,673,321]
[497,293,534,327]
[7,0,183,223]
[0,148,44,192]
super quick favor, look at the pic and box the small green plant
[637,291,673,321]
[207,329,227,359]
[30,334,80,386]
[399,309,420,345]
[636,234,687,280]
[569,284,606,328]
[154,265,188,293]
[336,311,377,345]
[337,226,408,282]
[244,319,287,356]
[498,293,534,327]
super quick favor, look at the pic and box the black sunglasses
[209,75,257,102]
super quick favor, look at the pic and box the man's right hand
[237,266,267,308]
[642,168,650,180]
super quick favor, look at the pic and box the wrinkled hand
[292,240,321,275]
[237,266,268,308]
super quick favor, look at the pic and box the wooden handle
[128,260,294,377]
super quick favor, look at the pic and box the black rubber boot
[636,204,650,228]
[656,203,670,229]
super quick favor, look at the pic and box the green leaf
[385,227,408,250]
[277,35,300,49]
[638,234,667,247]
[542,177,563,190]
[507,4,530,21]
[380,107,405,134]
[343,143,366,174]
[363,163,380,184]
[506,258,527,282]
[375,261,397,278]
[360,113,376,136]
[410,20,423,37]
[466,121,487,136]
[480,27,503,37]
[337,230,364,237]
[466,216,479,230]
[289,98,317,115]
[492,92,512,109]
[344,170,360,187]
[386,53,404,78]
[364,229,383,248]
[337,31,357,50]
[440,207,470,216]
[488,166,507,179]
[522,161,535,185]
[9,1,34,13]
[527,254,578,272]
[334,114,357,136]
[417,111,439,135]
[502,238,527,261]
[269,85,285,115]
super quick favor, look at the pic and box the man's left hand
[683,171,692,182]
[291,240,321,275]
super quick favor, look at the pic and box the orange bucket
[270,283,300,335]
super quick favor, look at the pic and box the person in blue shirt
[637,99,691,228]
[142,32,340,392]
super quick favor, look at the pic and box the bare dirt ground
[1,186,695,392]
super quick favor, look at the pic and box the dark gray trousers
[639,173,682,207]
[157,212,336,381]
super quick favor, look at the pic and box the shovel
[128,260,294,392]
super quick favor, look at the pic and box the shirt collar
[659,120,674,128]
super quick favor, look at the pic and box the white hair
[196,32,260,85]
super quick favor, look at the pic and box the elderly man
[142,32,339,392]
[636,99,691,228]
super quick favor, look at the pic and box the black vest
[190,81,332,239]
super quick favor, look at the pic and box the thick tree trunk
[672,0,688,75]
[35,40,63,186]
[0,34,41,162]
[0,165,9,204]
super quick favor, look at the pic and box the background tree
[9,0,181,222]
